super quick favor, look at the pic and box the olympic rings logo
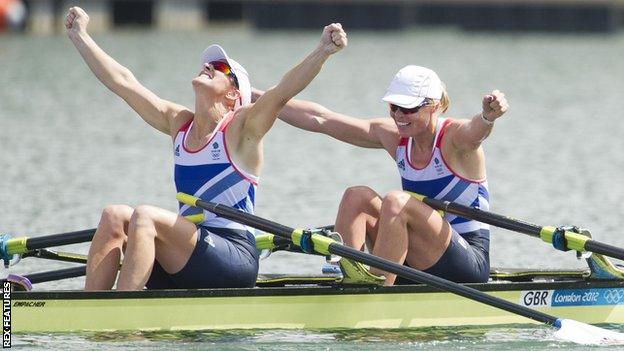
[603,289,624,304]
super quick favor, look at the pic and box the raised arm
[65,7,183,135]
[251,88,385,148]
[451,90,509,150]
[237,23,347,141]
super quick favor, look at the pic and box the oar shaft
[25,266,86,284]
[422,197,542,237]
[585,240,624,261]
[25,228,96,250]
[23,249,88,264]
[420,196,624,261]
[4,228,96,256]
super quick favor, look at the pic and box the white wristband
[480,112,494,126]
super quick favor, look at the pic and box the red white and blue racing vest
[396,118,490,235]
[173,111,258,233]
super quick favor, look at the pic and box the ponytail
[425,83,450,115]
[438,84,450,114]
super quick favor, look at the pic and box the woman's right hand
[318,23,348,56]
[65,6,89,37]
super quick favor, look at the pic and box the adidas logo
[174,144,180,157]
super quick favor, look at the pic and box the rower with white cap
[253,65,508,285]
[65,6,348,291]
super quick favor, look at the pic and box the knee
[129,205,159,232]
[339,186,377,210]
[97,204,133,240]
[130,205,157,224]
[380,191,411,220]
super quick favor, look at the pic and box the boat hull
[10,280,624,332]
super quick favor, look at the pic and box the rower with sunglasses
[65,6,348,291]
[253,65,508,285]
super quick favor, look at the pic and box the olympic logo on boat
[603,289,624,304]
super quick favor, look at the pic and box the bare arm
[452,90,509,150]
[237,23,347,141]
[251,88,384,148]
[65,7,183,135]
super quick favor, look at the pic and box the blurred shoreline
[6,0,624,35]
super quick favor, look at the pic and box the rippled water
[2,25,624,349]
[13,325,618,350]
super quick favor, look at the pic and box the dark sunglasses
[209,61,239,89]
[389,101,428,114]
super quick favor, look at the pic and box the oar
[0,228,96,266]
[0,214,205,267]
[22,249,88,264]
[177,192,624,345]
[1,228,95,255]
[25,266,86,284]
[3,266,87,291]
[407,192,624,261]
[18,266,86,285]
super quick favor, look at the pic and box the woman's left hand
[482,90,509,122]
[65,6,90,37]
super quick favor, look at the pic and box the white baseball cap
[201,44,251,109]
[382,65,443,108]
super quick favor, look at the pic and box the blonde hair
[426,83,450,114]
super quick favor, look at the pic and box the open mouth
[396,121,411,126]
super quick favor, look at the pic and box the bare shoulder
[169,106,194,137]
[439,117,465,136]
[443,116,464,127]
[440,117,483,153]
[370,118,400,153]
[370,118,398,137]
[370,117,397,131]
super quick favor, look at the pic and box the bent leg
[116,205,198,291]
[85,205,134,291]
[334,186,382,251]
[370,191,452,285]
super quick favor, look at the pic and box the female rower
[65,6,348,291]
[254,65,508,285]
